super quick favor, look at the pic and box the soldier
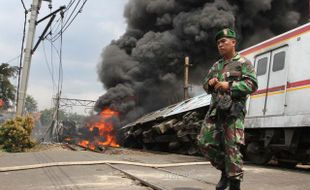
[197,28,258,190]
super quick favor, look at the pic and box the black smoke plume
[96,0,308,124]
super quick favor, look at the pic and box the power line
[50,0,82,41]
[61,0,82,31]
[3,55,21,64]
[16,2,29,108]
[20,0,28,12]
[46,38,62,94]
[61,1,87,35]
[54,15,64,142]
[47,39,61,60]
[48,1,56,95]
[51,0,88,42]
[42,40,56,90]
[47,0,77,41]
[58,14,64,94]
[65,0,77,13]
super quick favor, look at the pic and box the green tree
[0,116,35,152]
[25,95,38,113]
[0,63,18,109]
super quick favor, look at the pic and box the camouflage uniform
[198,53,258,180]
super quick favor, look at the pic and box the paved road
[0,148,309,190]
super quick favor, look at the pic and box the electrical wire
[54,13,65,142]
[59,15,64,94]
[61,0,82,32]
[47,0,77,41]
[20,0,28,12]
[50,0,82,42]
[48,4,56,95]
[42,41,56,90]
[4,55,21,64]
[51,0,88,42]
[16,1,29,108]
[66,0,76,10]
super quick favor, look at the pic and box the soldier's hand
[208,78,219,87]
[215,82,230,91]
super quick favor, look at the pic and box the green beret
[215,28,236,41]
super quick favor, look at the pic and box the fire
[78,140,96,150]
[77,108,120,150]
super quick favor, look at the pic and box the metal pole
[16,0,42,115]
[36,5,66,24]
[32,14,56,53]
[184,56,190,100]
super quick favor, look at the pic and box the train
[121,23,310,167]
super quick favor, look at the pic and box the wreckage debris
[124,111,204,155]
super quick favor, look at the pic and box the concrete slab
[112,164,214,190]
[162,164,310,190]
[0,165,150,190]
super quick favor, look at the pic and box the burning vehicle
[62,108,120,151]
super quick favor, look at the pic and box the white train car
[241,23,310,165]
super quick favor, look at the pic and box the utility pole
[184,56,191,100]
[17,0,43,115]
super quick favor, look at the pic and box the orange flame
[77,108,120,150]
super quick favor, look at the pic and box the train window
[272,51,285,72]
[256,57,268,76]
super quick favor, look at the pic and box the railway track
[105,163,215,190]
[63,143,310,190]
[61,144,215,189]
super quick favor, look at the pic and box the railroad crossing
[0,147,309,190]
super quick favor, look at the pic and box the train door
[265,47,288,116]
[247,46,288,117]
[247,52,271,117]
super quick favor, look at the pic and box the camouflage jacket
[203,53,258,106]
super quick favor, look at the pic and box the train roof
[123,93,211,128]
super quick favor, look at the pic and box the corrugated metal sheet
[166,93,211,116]
[123,93,211,128]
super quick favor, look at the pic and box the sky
[0,0,128,114]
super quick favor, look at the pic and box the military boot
[216,171,229,190]
[229,179,241,190]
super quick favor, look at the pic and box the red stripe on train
[251,79,310,95]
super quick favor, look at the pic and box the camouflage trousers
[197,114,245,180]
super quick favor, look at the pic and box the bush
[0,116,35,152]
